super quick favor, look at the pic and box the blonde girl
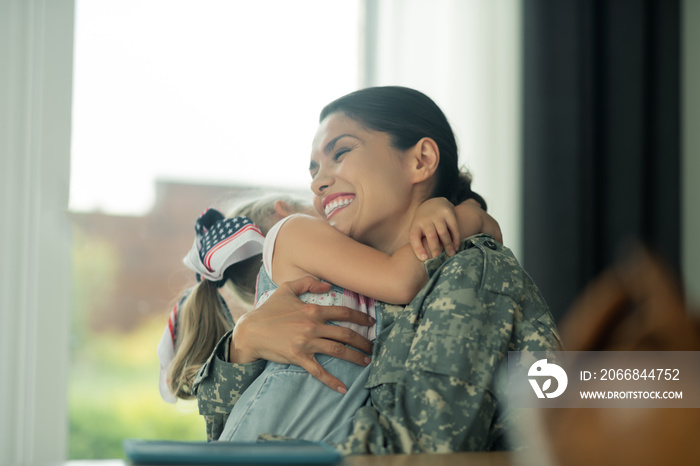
[158,193,317,401]
[159,192,497,403]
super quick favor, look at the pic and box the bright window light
[71,0,361,215]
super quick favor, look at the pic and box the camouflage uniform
[193,234,561,452]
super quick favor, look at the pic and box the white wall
[362,0,523,258]
[683,0,700,308]
[0,0,74,463]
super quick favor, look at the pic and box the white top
[257,214,376,340]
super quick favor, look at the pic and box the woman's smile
[322,193,355,220]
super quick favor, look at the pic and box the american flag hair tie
[182,208,265,283]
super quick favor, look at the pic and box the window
[69,0,361,459]
[3,1,530,463]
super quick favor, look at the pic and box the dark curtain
[522,0,681,323]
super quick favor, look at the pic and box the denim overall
[219,263,380,445]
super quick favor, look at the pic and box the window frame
[0,0,75,464]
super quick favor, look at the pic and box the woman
[193,86,560,453]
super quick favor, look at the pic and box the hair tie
[182,208,265,284]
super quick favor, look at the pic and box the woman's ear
[273,200,294,218]
[408,137,440,184]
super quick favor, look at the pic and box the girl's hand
[409,197,460,261]
[409,198,504,261]
[230,276,375,394]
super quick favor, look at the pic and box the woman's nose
[311,169,334,195]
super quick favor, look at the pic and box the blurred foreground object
[544,246,700,466]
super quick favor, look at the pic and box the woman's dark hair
[319,86,486,210]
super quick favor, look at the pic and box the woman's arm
[192,331,266,441]
[229,276,375,392]
[194,276,378,434]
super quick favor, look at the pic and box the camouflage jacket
[193,234,561,452]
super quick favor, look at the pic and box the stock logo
[528,358,568,399]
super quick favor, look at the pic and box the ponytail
[162,194,313,402]
[441,171,487,211]
[167,280,232,399]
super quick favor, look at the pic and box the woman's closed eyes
[333,148,350,161]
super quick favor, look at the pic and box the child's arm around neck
[271,214,426,305]
[270,199,500,306]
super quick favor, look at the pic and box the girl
[160,192,499,402]
[159,193,318,402]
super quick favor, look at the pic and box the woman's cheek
[313,198,325,219]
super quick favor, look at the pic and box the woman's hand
[229,276,375,394]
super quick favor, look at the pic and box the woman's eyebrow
[323,134,359,154]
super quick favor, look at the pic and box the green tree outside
[70,231,205,459]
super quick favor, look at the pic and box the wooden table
[345,451,514,466]
[53,452,514,466]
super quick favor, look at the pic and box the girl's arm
[272,199,502,305]
[272,215,428,305]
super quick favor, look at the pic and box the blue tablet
[123,439,343,465]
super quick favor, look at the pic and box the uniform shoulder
[425,234,525,298]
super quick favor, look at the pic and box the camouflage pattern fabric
[193,332,266,441]
[336,234,560,454]
[193,234,560,450]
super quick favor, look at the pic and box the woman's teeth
[325,197,353,218]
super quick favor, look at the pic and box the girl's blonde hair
[167,192,312,399]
